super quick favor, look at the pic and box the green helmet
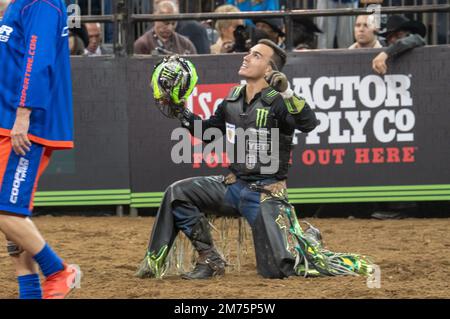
[151,55,198,106]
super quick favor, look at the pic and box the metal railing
[74,2,450,56]
[128,3,450,54]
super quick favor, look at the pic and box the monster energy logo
[162,70,175,79]
[256,109,269,127]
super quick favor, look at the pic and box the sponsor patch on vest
[247,140,271,152]
[256,108,269,128]
[226,122,236,144]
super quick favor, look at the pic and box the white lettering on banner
[292,74,415,145]
[347,111,371,143]
[336,76,359,109]
[385,75,413,106]
[171,78,416,168]
[359,75,386,108]
[328,112,351,144]
[198,91,212,119]
[313,77,336,110]
[373,110,397,143]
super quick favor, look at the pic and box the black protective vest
[223,85,293,180]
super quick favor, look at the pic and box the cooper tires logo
[10,158,30,204]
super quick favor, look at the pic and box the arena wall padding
[36,46,450,206]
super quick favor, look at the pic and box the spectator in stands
[153,0,211,54]
[69,25,89,56]
[372,15,426,75]
[292,17,323,51]
[69,33,86,56]
[252,18,285,47]
[83,23,111,56]
[176,19,211,54]
[349,15,382,49]
[0,0,10,18]
[316,0,359,49]
[210,4,244,54]
[134,1,197,55]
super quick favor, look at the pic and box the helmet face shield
[151,55,198,108]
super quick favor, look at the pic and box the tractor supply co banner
[37,46,450,207]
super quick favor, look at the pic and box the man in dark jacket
[151,0,211,54]
[176,20,211,54]
[136,39,319,280]
[372,15,426,75]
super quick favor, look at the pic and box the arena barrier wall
[36,46,450,207]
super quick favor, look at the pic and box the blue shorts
[0,136,52,217]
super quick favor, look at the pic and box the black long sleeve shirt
[385,33,426,58]
[183,90,318,141]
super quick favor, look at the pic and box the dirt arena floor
[1,216,449,299]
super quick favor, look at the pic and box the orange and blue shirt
[0,0,73,149]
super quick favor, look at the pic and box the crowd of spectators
[124,0,428,78]
[55,0,442,59]
[1,0,445,58]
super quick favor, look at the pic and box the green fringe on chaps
[139,217,254,278]
[140,203,374,279]
[280,203,374,277]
